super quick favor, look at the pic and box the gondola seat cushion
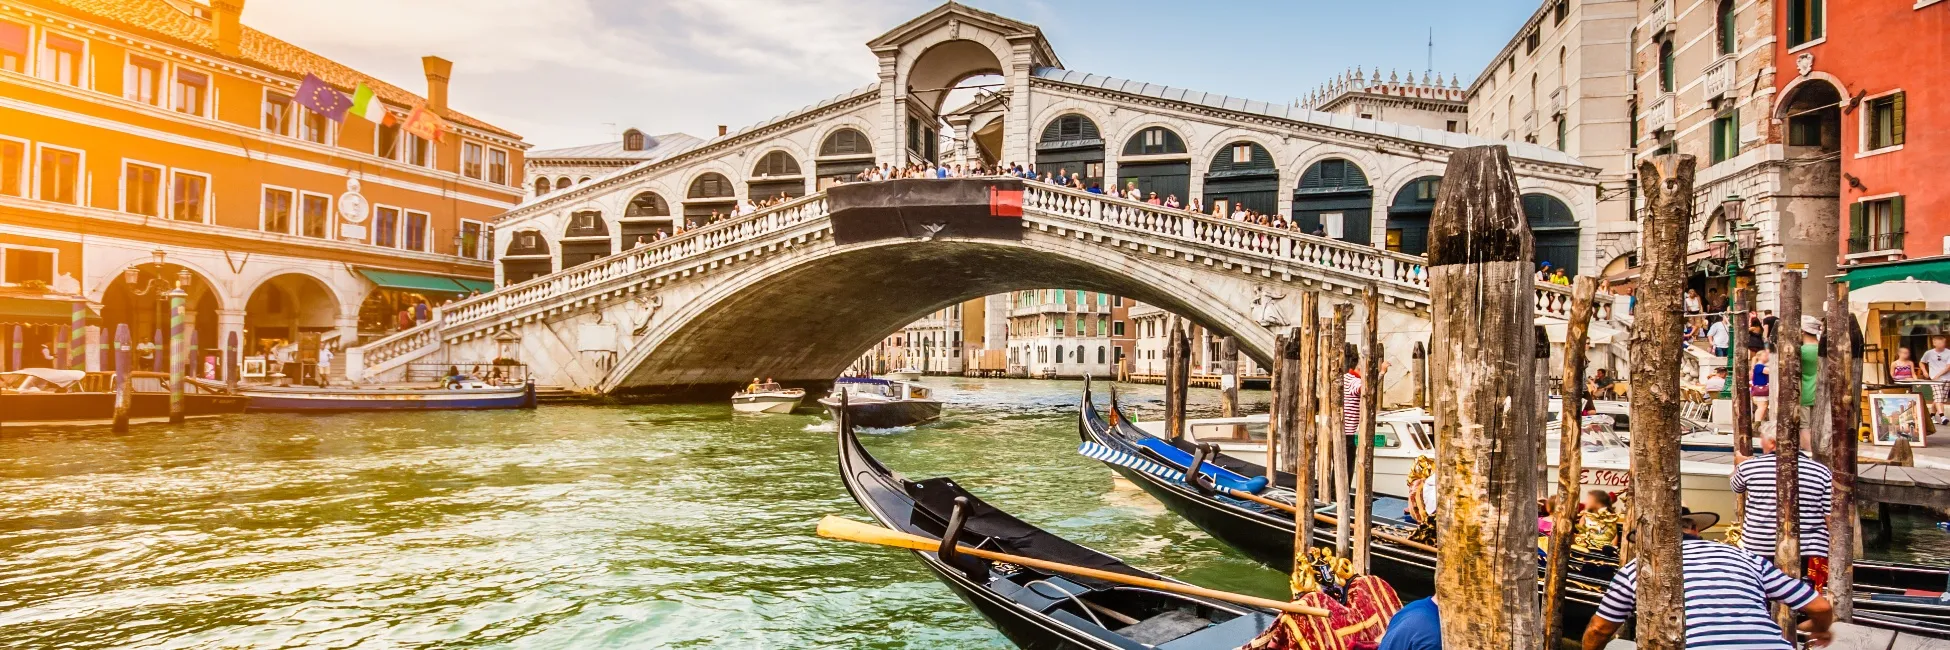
[1133,437,1272,494]
[1340,575,1403,647]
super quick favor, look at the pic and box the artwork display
[1870,393,1928,447]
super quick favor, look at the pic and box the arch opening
[1034,113,1104,188]
[1386,175,1443,255]
[1521,193,1580,276]
[816,127,875,189]
[561,210,613,268]
[1292,158,1374,244]
[98,262,220,373]
[622,192,674,248]
[501,229,553,285]
[685,172,736,225]
[748,151,805,202]
[1117,127,1190,203]
[243,273,339,376]
[1204,141,1279,216]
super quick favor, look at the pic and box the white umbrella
[1848,277,1950,311]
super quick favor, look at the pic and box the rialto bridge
[344,3,1620,398]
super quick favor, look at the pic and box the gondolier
[1580,510,1835,649]
[1731,426,1834,584]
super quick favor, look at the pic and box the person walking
[1732,426,1835,584]
[317,346,334,387]
[1581,510,1834,649]
[1922,336,1950,425]
[1707,315,1730,358]
[413,299,431,325]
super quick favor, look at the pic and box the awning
[355,268,488,294]
[1845,256,1950,290]
[0,296,98,326]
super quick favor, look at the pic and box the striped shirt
[1596,539,1820,649]
[1729,452,1833,558]
[1342,372,1362,437]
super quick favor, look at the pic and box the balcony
[1548,86,1568,116]
[1522,109,1538,136]
[1849,232,1907,256]
[1702,55,1737,100]
[1501,129,1516,142]
[1644,93,1676,133]
[1647,0,1673,34]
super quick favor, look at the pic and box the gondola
[835,400,1288,650]
[1080,383,1950,639]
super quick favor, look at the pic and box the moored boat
[883,368,924,381]
[731,382,805,414]
[835,401,1292,650]
[240,381,536,412]
[1,369,248,427]
[820,377,941,428]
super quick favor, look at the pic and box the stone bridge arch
[603,231,1289,395]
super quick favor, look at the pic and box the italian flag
[348,83,389,125]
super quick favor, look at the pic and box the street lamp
[1717,194,1749,398]
[123,249,190,296]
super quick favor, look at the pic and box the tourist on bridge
[1581,509,1834,649]
[1732,425,1834,584]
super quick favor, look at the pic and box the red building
[1776,0,1947,265]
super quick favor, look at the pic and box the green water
[0,378,1284,649]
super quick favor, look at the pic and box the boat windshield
[1577,415,1627,452]
[0,373,68,393]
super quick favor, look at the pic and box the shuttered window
[40,32,82,86]
[1867,93,1904,151]
[1786,0,1823,47]
[0,20,26,73]
[1849,198,1905,254]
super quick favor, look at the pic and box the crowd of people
[846,161,1328,232]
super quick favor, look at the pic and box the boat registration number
[1579,468,1631,488]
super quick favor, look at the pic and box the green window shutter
[1788,0,1804,44]
[1892,196,1906,240]
[1893,93,1906,146]
[1812,0,1824,40]
[1849,202,1865,250]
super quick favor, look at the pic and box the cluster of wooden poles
[1148,147,1866,649]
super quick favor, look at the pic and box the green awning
[0,296,99,326]
[355,268,482,294]
[1844,256,1950,290]
[453,278,495,294]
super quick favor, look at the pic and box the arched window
[505,229,549,256]
[1522,193,1581,276]
[555,177,572,191]
[1039,114,1101,144]
[1297,158,1370,191]
[533,177,550,196]
[564,210,608,238]
[1293,158,1374,243]
[1717,0,1737,54]
[1387,175,1443,255]
[1659,40,1675,92]
[688,173,733,199]
[751,151,801,177]
[625,192,669,218]
[578,176,592,185]
[819,128,872,157]
[623,129,647,152]
[1123,127,1188,156]
[1097,346,1106,364]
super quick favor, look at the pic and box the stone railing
[1647,0,1673,33]
[440,194,831,332]
[1549,86,1568,116]
[1645,93,1676,133]
[1702,55,1737,100]
[344,319,440,383]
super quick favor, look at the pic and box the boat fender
[938,496,991,582]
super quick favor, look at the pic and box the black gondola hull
[823,399,942,429]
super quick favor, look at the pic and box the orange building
[0,0,527,377]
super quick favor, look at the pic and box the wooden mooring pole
[1541,276,1597,647]
[1733,287,1756,457]
[1426,145,1542,649]
[1354,283,1381,574]
[1824,281,1858,620]
[1219,336,1239,418]
[1773,269,1806,638]
[1535,323,1553,493]
[1165,318,1190,442]
[1328,304,1353,559]
[1267,332,1290,484]
[1293,293,1319,485]
[112,324,132,433]
[1630,155,1696,650]
[1412,341,1428,409]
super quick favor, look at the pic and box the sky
[241,0,1547,150]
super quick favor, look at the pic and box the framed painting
[1870,393,1927,447]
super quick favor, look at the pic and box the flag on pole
[292,73,351,123]
[402,104,447,143]
[347,83,382,123]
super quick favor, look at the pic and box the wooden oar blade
[817,515,940,552]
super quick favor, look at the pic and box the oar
[816,515,1328,617]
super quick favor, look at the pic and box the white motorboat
[731,382,805,414]
[882,368,924,381]
[1132,408,1740,529]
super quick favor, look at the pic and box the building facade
[1298,68,1468,135]
[1127,302,1268,379]
[1466,0,1639,279]
[1632,0,1832,316]
[1003,289,1128,378]
[0,0,526,375]
[525,128,703,202]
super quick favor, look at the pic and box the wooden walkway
[1681,450,1950,510]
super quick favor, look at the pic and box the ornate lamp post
[1715,195,1757,397]
[123,249,191,371]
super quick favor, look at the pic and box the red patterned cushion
[1341,575,1404,646]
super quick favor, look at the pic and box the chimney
[717,124,728,137]
[422,56,453,116]
[211,0,245,57]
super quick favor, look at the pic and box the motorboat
[820,377,941,428]
[240,380,536,412]
[0,368,248,427]
[732,382,805,414]
[883,368,924,381]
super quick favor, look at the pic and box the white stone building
[524,129,703,201]
[1298,68,1469,135]
[1466,0,1640,280]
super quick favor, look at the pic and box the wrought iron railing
[1849,232,1905,254]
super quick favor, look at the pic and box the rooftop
[528,131,705,163]
[24,0,522,140]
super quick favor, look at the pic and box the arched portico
[97,260,222,373]
[242,273,340,368]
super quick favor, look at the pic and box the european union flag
[293,73,351,123]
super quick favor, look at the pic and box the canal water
[0,378,1285,649]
